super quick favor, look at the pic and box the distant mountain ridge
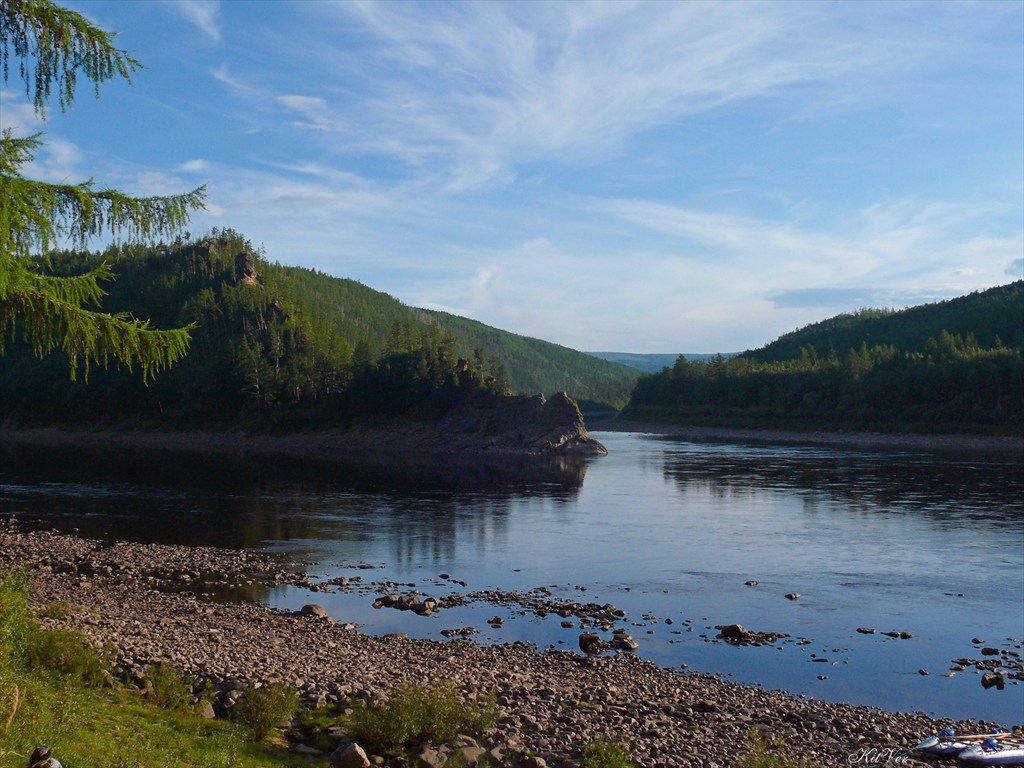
[587,352,734,372]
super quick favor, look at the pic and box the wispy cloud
[171,0,222,42]
[0,90,42,134]
[275,95,347,132]
[179,159,211,174]
[292,2,909,189]
[39,0,1018,352]
[209,64,250,93]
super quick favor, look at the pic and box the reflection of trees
[0,444,589,560]
[659,443,1023,530]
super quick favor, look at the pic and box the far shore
[3,421,1021,462]
[596,419,1024,456]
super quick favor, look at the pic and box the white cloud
[209,64,252,94]
[179,159,211,173]
[0,91,42,134]
[275,95,346,132]
[295,1,915,189]
[172,0,222,42]
[21,136,83,183]
[407,191,1022,351]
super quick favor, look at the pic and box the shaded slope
[747,282,1023,363]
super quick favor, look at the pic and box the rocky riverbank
[2,518,1014,768]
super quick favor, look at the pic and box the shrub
[348,682,497,753]
[582,736,635,768]
[233,682,298,741]
[739,730,823,768]
[23,626,107,686]
[147,662,193,711]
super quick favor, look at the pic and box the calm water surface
[2,432,1022,724]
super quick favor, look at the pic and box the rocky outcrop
[421,391,606,456]
[234,250,262,286]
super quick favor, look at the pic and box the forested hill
[746,282,1024,364]
[622,282,1024,434]
[416,311,638,408]
[0,232,638,426]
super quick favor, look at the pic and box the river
[1,430,1021,724]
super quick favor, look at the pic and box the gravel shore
[3,518,1013,768]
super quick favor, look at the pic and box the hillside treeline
[0,232,632,425]
[622,283,1024,434]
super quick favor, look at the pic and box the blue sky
[3,0,1022,353]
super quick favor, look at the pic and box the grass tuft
[582,736,636,768]
[233,682,298,742]
[348,681,497,753]
[146,662,193,711]
[739,730,824,768]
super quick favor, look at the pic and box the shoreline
[4,422,1021,465]
[0,416,606,462]
[597,420,1024,456]
[1,518,1012,767]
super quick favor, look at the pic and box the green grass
[347,681,497,754]
[582,736,636,768]
[0,569,308,768]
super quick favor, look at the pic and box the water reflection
[3,433,1022,722]
[0,443,590,553]
[656,439,1023,530]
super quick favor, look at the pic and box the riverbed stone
[330,742,370,768]
[299,604,331,620]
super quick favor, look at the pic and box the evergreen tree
[0,0,205,380]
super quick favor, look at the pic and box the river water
[1,431,1021,724]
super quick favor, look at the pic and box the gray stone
[299,604,331,620]
[718,624,749,641]
[458,746,487,766]
[330,742,370,768]
[416,745,449,768]
[578,632,603,655]
[981,671,1006,690]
